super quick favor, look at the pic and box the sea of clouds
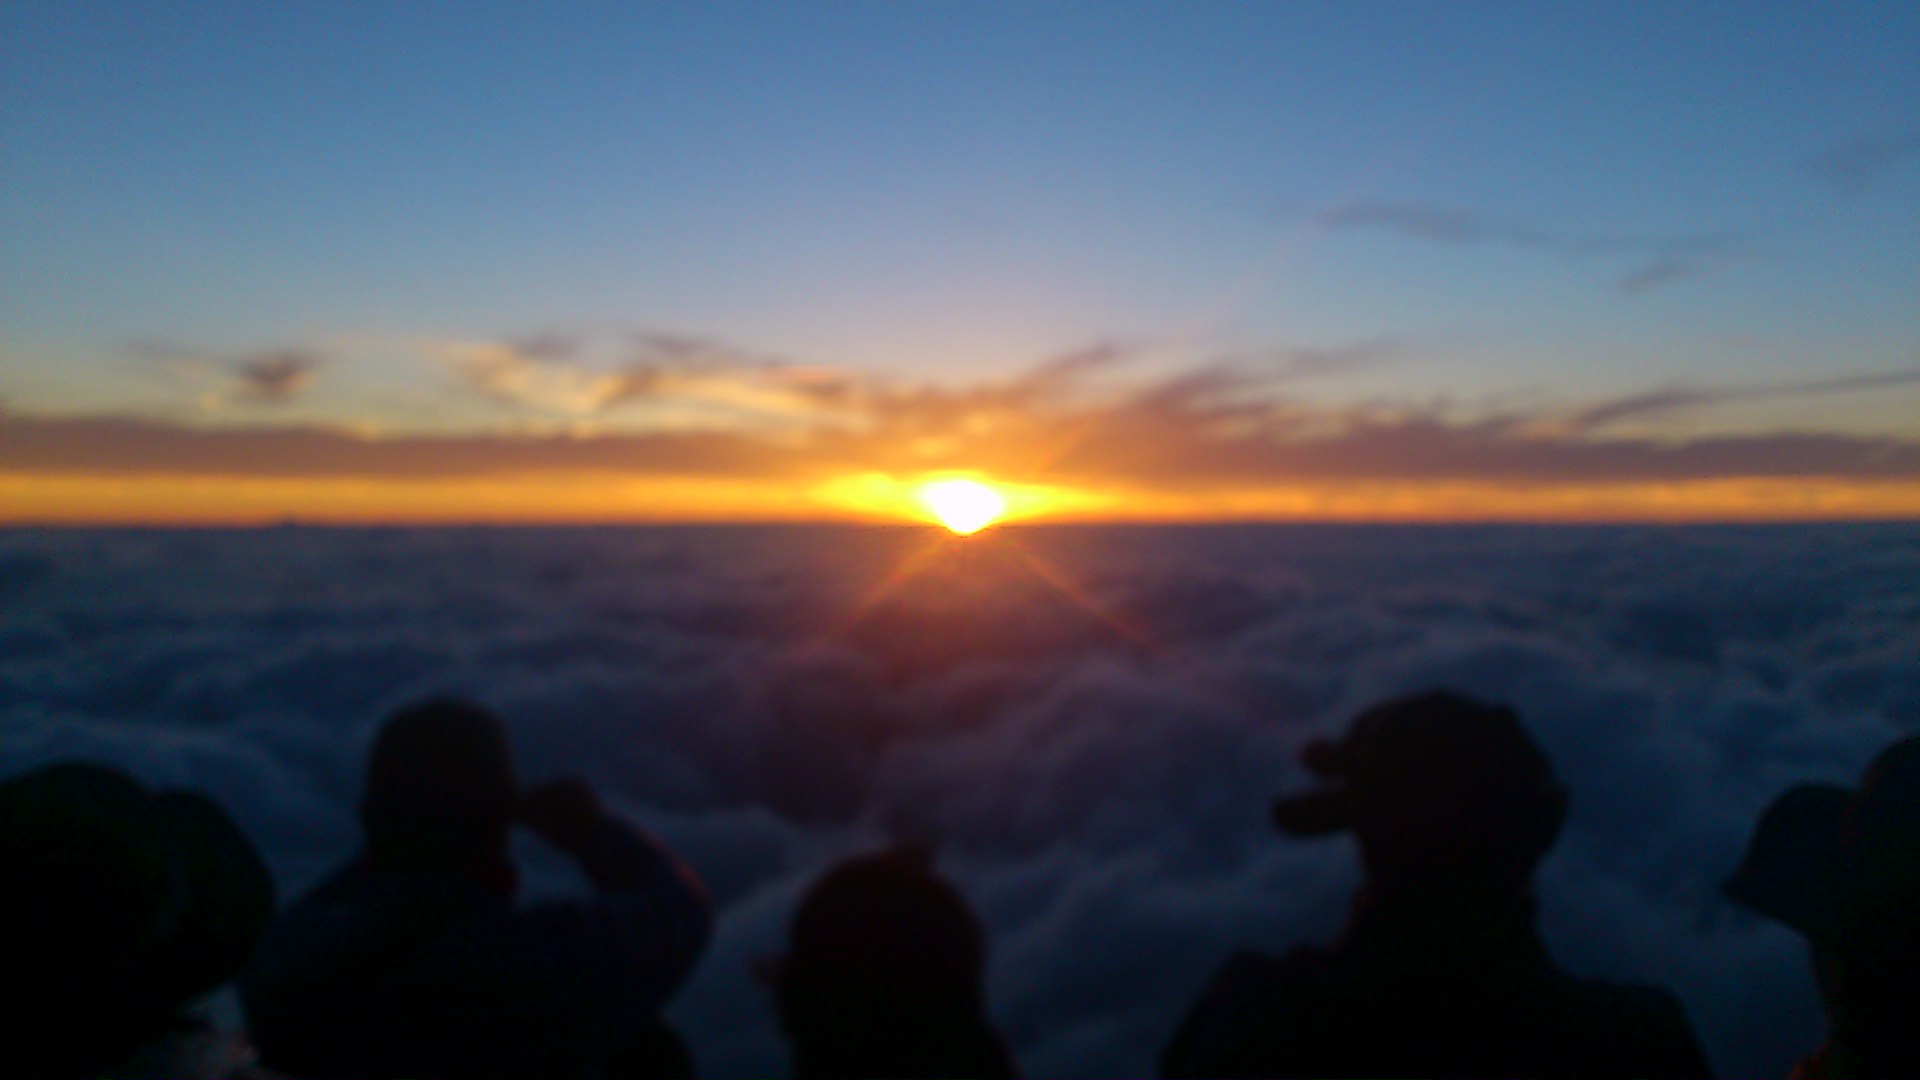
[2,523,1916,1077]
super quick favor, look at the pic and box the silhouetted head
[0,762,274,1079]
[1271,690,1568,893]
[1726,736,1920,1048]
[771,847,1013,1080]
[360,697,517,882]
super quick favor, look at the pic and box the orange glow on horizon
[6,472,1920,525]
[916,478,1007,534]
[814,472,1108,528]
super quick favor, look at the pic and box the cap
[1272,690,1562,843]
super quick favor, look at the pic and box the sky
[3,1,1918,522]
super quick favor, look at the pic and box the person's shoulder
[1162,947,1332,1079]
[246,863,494,995]
[1552,973,1713,1079]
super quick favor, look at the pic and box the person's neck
[1362,873,1535,914]
[362,848,519,898]
[1346,877,1541,958]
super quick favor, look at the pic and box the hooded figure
[240,697,711,1079]
[769,847,1017,1080]
[1724,735,1920,1079]
[1162,690,1712,1079]
[0,763,275,1080]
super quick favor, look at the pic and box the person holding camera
[241,697,711,1080]
[1162,690,1711,1079]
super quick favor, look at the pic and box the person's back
[240,698,711,1080]
[1166,888,1705,1079]
[1162,691,1711,1080]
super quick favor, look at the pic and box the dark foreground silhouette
[9,689,1920,1079]
[768,847,1018,1080]
[1725,734,1920,1079]
[1162,690,1713,1079]
[240,698,713,1079]
[0,763,275,1080]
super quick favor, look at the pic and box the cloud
[440,332,868,424]
[503,333,580,362]
[3,524,1915,1077]
[122,342,328,406]
[232,350,325,404]
[1806,134,1920,194]
[444,340,633,413]
[1318,201,1742,292]
[0,409,804,479]
[1253,339,1402,381]
[1614,256,1710,295]
[7,356,1920,493]
[1556,367,1920,433]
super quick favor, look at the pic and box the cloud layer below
[2,524,1916,1076]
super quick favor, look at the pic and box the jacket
[241,819,711,1079]
[1162,889,1712,1080]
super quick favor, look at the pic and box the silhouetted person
[1725,735,1920,1079]
[766,847,1017,1080]
[0,762,276,1079]
[240,697,712,1079]
[1162,690,1712,1079]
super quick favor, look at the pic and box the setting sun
[918,478,1008,534]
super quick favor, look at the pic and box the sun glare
[918,478,1007,534]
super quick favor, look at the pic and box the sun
[917,477,1008,534]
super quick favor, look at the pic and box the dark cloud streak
[118,341,327,405]
[233,350,324,404]
[1318,201,1743,293]
[7,383,1920,486]
[0,411,804,479]
[1563,368,1920,433]
[1806,134,1920,194]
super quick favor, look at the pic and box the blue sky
[2,2,1917,520]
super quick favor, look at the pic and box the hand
[518,777,605,853]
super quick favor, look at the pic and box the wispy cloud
[439,332,862,423]
[1806,134,1920,194]
[1556,367,1920,433]
[1317,200,1743,294]
[233,349,325,404]
[1613,257,1710,295]
[10,355,1920,491]
[124,341,327,406]
[1256,339,1403,381]
[443,340,630,413]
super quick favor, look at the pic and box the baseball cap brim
[1270,788,1354,836]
